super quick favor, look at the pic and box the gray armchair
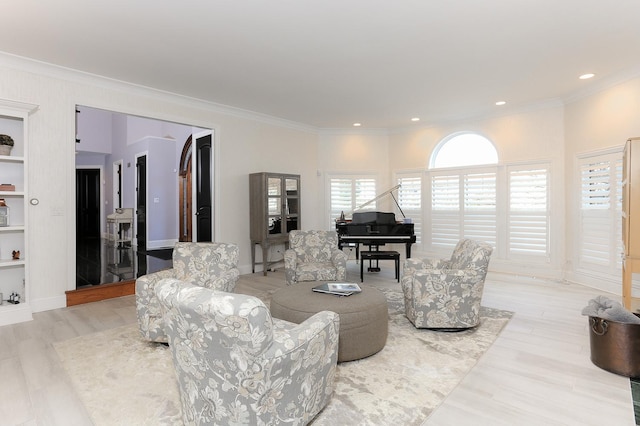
[155,278,339,426]
[284,230,347,285]
[401,239,493,329]
[136,242,239,342]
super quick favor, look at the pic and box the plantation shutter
[508,166,549,257]
[431,174,460,248]
[397,174,422,244]
[430,169,497,249]
[329,176,377,227]
[578,153,623,273]
[464,172,497,246]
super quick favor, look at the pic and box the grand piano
[335,185,416,258]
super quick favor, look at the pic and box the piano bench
[360,250,400,283]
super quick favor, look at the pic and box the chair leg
[395,258,399,282]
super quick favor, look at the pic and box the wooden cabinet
[249,172,300,275]
[0,99,37,326]
[622,137,640,311]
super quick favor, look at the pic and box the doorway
[178,131,215,243]
[75,167,103,287]
[74,105,215,288]
[76,168,101,239]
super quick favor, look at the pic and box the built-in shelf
[0,155,24,162]
[0,259,26,268]
[0,226,25,232]
[0,98,37,326]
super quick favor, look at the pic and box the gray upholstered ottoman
[270,282,388,362]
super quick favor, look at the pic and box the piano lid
[340,184,406,220]
[351,211,396,225]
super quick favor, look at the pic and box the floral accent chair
[401,239,493,329]
[155,278,340,426]
[284,230,348,286]
[136,242,240,343]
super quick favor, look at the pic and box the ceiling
[2,1,640,130]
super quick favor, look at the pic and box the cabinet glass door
[285,178,299,232]
[268,176,283,235]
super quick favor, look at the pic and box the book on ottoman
[312,282,362,296]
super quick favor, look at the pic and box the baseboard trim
[65,280,135,306]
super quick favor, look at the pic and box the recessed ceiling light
[579,73,595,80]
[353,123,361,127]
[495,101,506,106]
[411,117,420,122]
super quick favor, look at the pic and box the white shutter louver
[397,175,422,244]
[464,172,496,246]
[509,168,549,257]
[329,176,377,228]
[431,174,461,247]
[578,153,624,273]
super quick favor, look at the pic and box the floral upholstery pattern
[401,239,493,329]
[136,242,240,342]
[155,278,340,426]
[284,230,347,285]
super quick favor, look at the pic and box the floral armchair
[401,239,493,329]
[136,242,240,342]
[155,278,340,426]
[284,230,348,286]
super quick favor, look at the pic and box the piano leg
[405,242,412,259]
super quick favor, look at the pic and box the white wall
[0,54,319,313]
[317,130,392,215]
[384,105,566,278]
[564,76,640,294]
[2,50,640,314]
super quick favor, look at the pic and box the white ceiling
[2,0,640,130]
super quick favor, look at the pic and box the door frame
[71,103,220,294]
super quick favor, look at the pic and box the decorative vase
[0,134,14,155]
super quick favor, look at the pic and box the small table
[270,282,388,362]
[360,250,400,282]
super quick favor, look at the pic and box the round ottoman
[270,282,388,362]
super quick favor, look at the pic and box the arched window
[430,132,498,168]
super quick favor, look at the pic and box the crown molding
[0,51,319,134]
[564,64,640,105]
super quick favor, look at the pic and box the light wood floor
[0,262,635,425]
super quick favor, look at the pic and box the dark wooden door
[136,155,147,250]
[195,134,212,242]
[76,169,101,239]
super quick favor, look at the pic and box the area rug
[54,287,512,425]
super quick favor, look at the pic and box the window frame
[326,172,379,229]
